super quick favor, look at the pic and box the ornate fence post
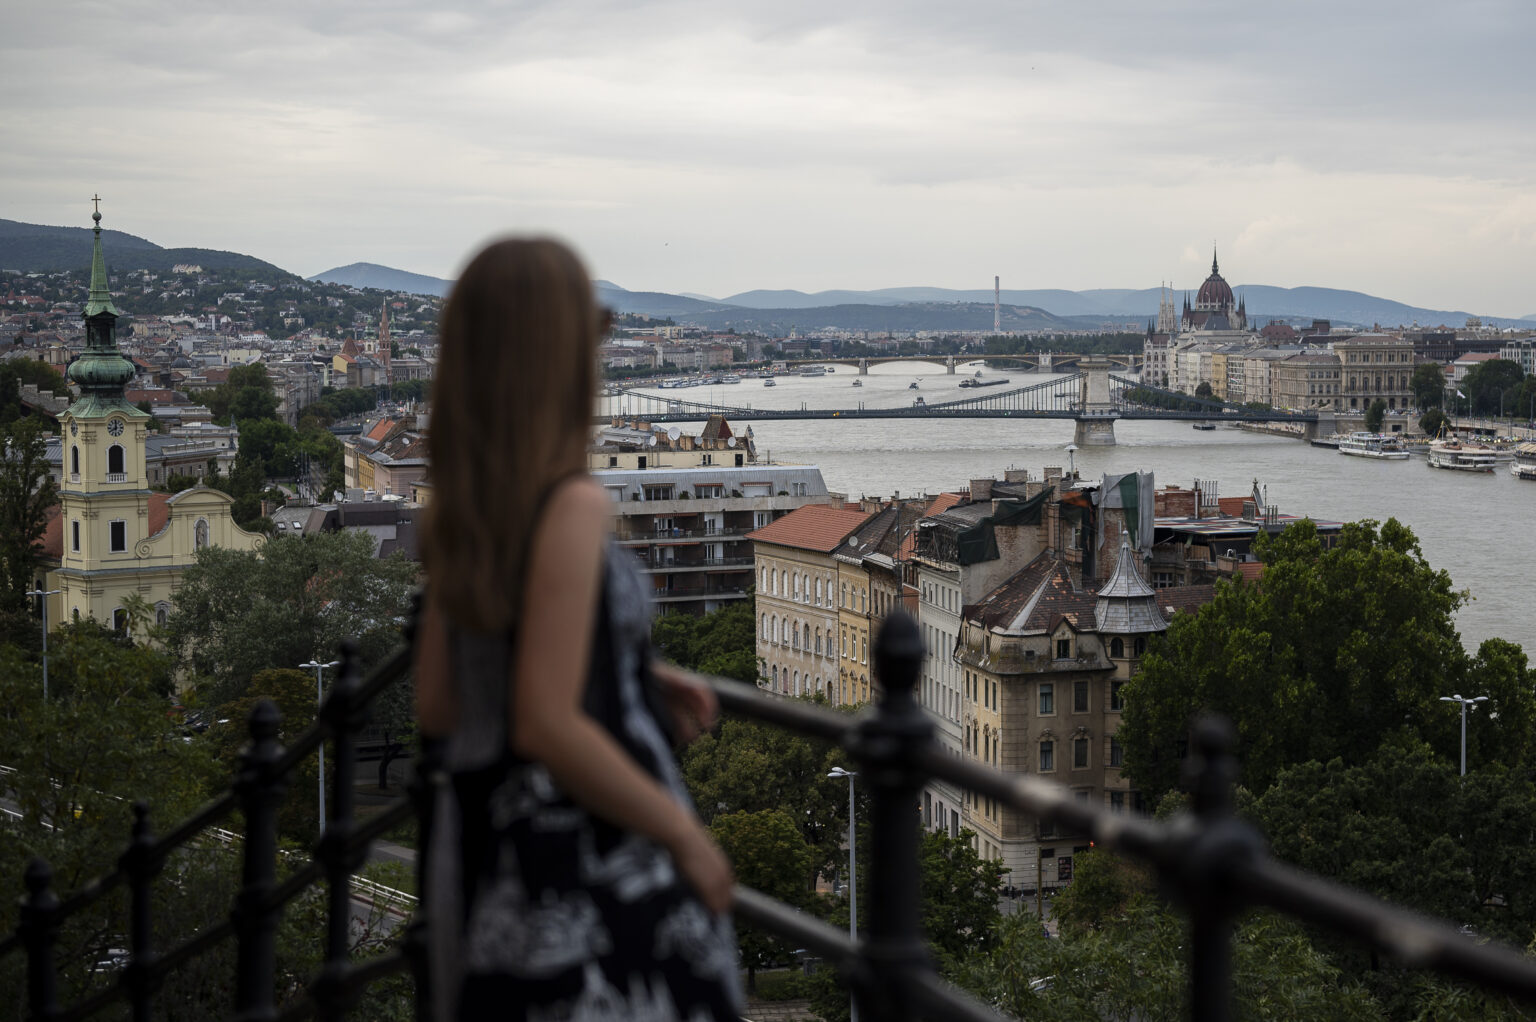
[859,611,932,1021]
[120,801,163,1022]
[315,640,367,1022]
[1179,716,1262,1022]
[19,857,59,1022]
[234,699,285,1022]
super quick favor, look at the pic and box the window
[1073,680,1088,713]
[112,608,128,634]
[1110,737,1124,768]
[1110,790,1125,812]
[109,519,127,553]
[1056,637,1071,659]
[71,520,80,553]
[1134,636,1147,656]
[1109,636,1125,658]
[815,630,822,655]
[70,445,79,476]
[1110,681,1126,712]
[1039,741,1054,772]
[1073,737,1089,769]
[1038,683,1054,715]
[107,444,126,478]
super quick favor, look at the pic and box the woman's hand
[652,662,719,744]
[670,824,734,916]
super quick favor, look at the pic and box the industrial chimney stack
[993,275,1001,333]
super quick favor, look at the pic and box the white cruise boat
[1511,442,1536,481]
[1337,432,1410,460]
[1426,440,1497,473]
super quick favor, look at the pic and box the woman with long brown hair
[415,238,742,1020]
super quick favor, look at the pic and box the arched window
[1134,636,1147,656]
[793,623,800,650]
[772,665,779,687]
[761,613,768,640]
[816,578,823,604]
[815,629,822,655]
[107,444,126,476]
[1110,636,1125,658]
[761,566,768,590]
[70,446,79,476]
[793,670,800,695]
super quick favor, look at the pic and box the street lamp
[23,588,61,701]
[827,766,858,1022]
[300,658,341,834]
[1439,693,1488,776]
[1065,443,1078,478]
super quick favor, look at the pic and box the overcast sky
[5,1,1534,317]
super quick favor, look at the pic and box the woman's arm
[510,477,733,914]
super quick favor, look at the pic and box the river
[615,361,1532,655]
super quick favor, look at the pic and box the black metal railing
[6,610,1536,1020]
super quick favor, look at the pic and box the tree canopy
[1411,363,1445,410]
[0,416,59,616]
[161,529,418,707]
[1459,359,1526,417]
[1118,518,1475,801]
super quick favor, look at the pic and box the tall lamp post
[1439,693,1488,776]
[828,766,858,1022]
[24,588,61,701]
[300,658,341,834]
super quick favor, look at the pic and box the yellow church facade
[35,206,263,634]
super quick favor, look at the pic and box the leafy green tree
[1461,359,1525,417]
[1119,519,1470,801]
[960,850,1383,1021]
[1412,363,1446,410]
[1419,408,1449,437]
[207,668,325,843]
[1195,380,1214,398]
[917,827,1006,965]
[1364,398,1387,432]
[680,710,851,881]
[162,529,418,707]
[0,416,59,615]
[652,600,762,682]
[710,809,815,991]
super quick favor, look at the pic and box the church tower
[57,202,154,586]
[48,201,262,631]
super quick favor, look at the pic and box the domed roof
[1194,249,1235,311]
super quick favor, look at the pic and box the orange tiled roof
[365,417,399,443]
[747,504,873,553]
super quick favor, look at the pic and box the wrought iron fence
[5,611,1536,1021]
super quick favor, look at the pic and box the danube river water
[617,361,1532,654]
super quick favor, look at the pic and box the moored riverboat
[1511,443,1536,480]
[1427,440,1498,473]
[1337,432,1410,459]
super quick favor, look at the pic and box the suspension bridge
[605,357,1320,445]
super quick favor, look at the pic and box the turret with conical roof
[1095,533,1166,634]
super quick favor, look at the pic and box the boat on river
[959,376,1010,389]
[1511,443,1536,480]
[1337,432,1410,460]
[851,379,862,387]
[1192,421,1216,431]
[1427,439,1497,473]
[763,378,776,387]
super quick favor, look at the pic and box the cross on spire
[92,194,101,214]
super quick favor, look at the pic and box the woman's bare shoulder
[534,474,611,547]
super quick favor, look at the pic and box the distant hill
[683,302,1091,334]
[0,219,288,276]
[719,283,1518,329]
[4,218,1524,332]
[309,262,451,297]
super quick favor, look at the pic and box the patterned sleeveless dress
[429,543,743,1022]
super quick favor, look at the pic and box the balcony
[106,472,127,483]
[5,619,1533,1020]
